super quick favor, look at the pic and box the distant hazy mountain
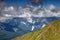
[13,20,60,40]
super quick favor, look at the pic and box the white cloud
[47,5,56,10]
[4,14,12,17]
[0,17,11,22]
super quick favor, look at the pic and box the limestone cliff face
[12,20,60,40]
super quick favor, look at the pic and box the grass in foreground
[12,20,60,40]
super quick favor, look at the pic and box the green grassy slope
[12,20,60,40]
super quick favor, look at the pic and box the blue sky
[4,0,60,8]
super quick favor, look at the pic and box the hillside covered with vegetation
[12,20,60,40]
